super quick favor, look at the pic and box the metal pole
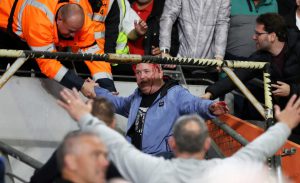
[0,153,14,183]
[211,118,249,146]
[262,63,284,182]
[0,141,43,169]
[0,49,268,69]
[222,67,266,119]
[263,63,274,127]
[0,49,268,91]
[0,58,28,89]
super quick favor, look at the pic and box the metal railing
[0,141,43,183]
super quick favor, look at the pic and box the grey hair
[56,130,99,171]
[173,114,208,153]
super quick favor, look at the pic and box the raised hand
[134,19,148,36]
[81,78,98,98]
[275,95,300,129]
[58,88,93,121]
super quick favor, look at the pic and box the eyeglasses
[254,31,269,36]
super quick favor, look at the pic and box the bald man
[0,1,114,96]
[56,4,85,39]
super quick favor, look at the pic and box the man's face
[297,0,300,7]
[57,16,83,39]
[135,63,162,94]
[252,24,272,51]
[73,136,109,183]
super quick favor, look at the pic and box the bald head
[57,4,85,38]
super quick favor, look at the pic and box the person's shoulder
[287,28,300,50]
[287,28,300,39]
[248,50,272,62]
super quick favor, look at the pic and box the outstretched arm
[178,88,229,119]
[58,88,164,183]
[233,95,300,162]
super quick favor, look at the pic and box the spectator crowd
[0,0,300,182]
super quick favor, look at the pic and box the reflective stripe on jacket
[0,0,111,82]
[116,0,129,54]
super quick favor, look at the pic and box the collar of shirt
[132,1,154,21]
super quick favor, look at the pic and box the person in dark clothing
[203,13,300,143]
[282,0,300,30]
[128,0,179,57]
[104,0,121,54]
[277,0,297,18]
[223,0,298,120]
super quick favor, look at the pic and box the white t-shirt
[296,12,300,30]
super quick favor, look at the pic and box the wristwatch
[161,48,169,54]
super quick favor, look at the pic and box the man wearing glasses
[203,13,300,143]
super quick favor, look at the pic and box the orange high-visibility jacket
[0,0,111,89]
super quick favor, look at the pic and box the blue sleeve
[94,87,134,117]
[177,88,215,119]
[0,157,4,183]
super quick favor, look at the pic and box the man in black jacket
[203,13,300,143]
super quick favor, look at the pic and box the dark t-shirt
[128,85,165,150]
[271,43,287,78]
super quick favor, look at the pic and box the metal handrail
[6,172,28,183]
[0,141,43,170]
[211,118,249,146]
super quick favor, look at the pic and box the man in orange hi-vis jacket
[0,0,116,96]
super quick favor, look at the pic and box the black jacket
[206,29,300,109]
[278,0,298,30]
[104,0,120,53]
[206,29,300,138]
[283,8,299,30]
